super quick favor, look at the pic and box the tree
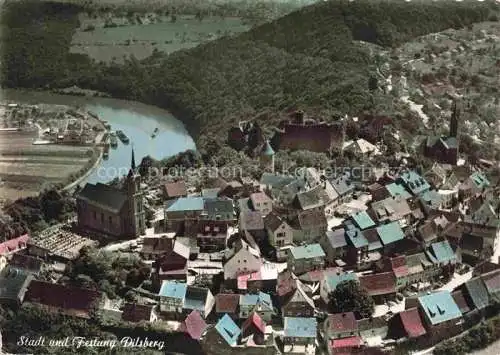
[327,280,374,318]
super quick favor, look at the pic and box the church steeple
[131,145,136,171]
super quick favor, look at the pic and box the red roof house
[215,293,240,318]
[241,311,266,344]
[181,310,208,340]
[324,312,358,339]
[24,280,103,318]
[359,272,396,301]
[330,336,363,354]
[390,256,409,278]
[163,181,188,200]
[0,234,30,256]
[398,308,427,339]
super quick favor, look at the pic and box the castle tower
[450,99,460,138]
[125,146,146,237]
[293,110,305,124]
[260,140,275,173]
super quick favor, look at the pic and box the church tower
[125,147,146,237]
[260,140,275,173]
[450,99,460,138]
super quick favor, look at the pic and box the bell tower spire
[131,144,136,171]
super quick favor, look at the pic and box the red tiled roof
[277,271,297,297]
[216,293,239,313]
[299,267,339,283]
[25,280,102,318]
[359,272,396,296]
[241,311,266,334]
[452,290,471,314]
[331,336,362,349]
[0,234,30,255]
[399,308,426,338]
[121,303,153,322]
[327,312,357,332]
[238,273,252,290]
[390,256,409,278]
[164,181,187,198]
[183,310,208,340]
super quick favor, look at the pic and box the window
[100,213,104,223]
[277,232,285,239]
[93,211,96,220]
[108,216,112,225]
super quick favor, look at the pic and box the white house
[223,239,262,280]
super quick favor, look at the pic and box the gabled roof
[203,198,234,220]
[183,310,208,340]
[241,312,266,334]
[327,312,358,333]
[385,183,412,200]
[121,303,153,322]
[286,282,315,309]
[250,192,272,205]
[370,197,412,222]
[376,222,405,246]
[259,173,296,189]
[420,190,443,208]
[9,253,43,273]
[325,229,348,249]
[351,211,376,230]
[331,336,362,349]
[164,181,187,198]
[293,185,325,210]
[240,292,272,308]
[201,187,221,199]
[470,172,490,190]
[359,272,396,296]
[452,289,472,314]
[0,234,30,255]
[390,256,409,278]
[284,317,317,338]
[290,243,325,260]
[216,293,240,313]
[294,209,328,229]
[464,277,489,310]
[240,211,265,231]
[184,286,210,313]
[399,171,430,195]
[264,212,287,232]
[77,183,128,213]
[363,227,383,251]
[481,269,500,296]
[166,197,204,212]
[329,174,354,197]
[345,225,369,249]
[399,308,427,338]
[159,281,187,299]
[24,280,102,318]
[215,314,241,346]
[464,202,499,229]
[429,240,457,264]
[418,291,462,325]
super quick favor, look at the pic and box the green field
[71,14,250,62]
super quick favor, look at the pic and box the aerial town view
[0,0,500,354]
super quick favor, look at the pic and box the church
[76,149,146,239]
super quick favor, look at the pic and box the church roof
[77,183,128,213]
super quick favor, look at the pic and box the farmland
[0,130,97,201]
[71,14,250,63]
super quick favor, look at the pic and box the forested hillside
[1,0,498,155]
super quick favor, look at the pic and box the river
[0,89,196,185]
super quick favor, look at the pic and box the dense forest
[1,0,499,156]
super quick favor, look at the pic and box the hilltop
[1,0,499,161]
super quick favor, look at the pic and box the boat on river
[103,145,109,160]
[110,135,118,148]
[151,127,159,138]
[116,130,129,144]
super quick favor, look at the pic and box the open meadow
[71,14,250,63]
[0,130,96,200]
